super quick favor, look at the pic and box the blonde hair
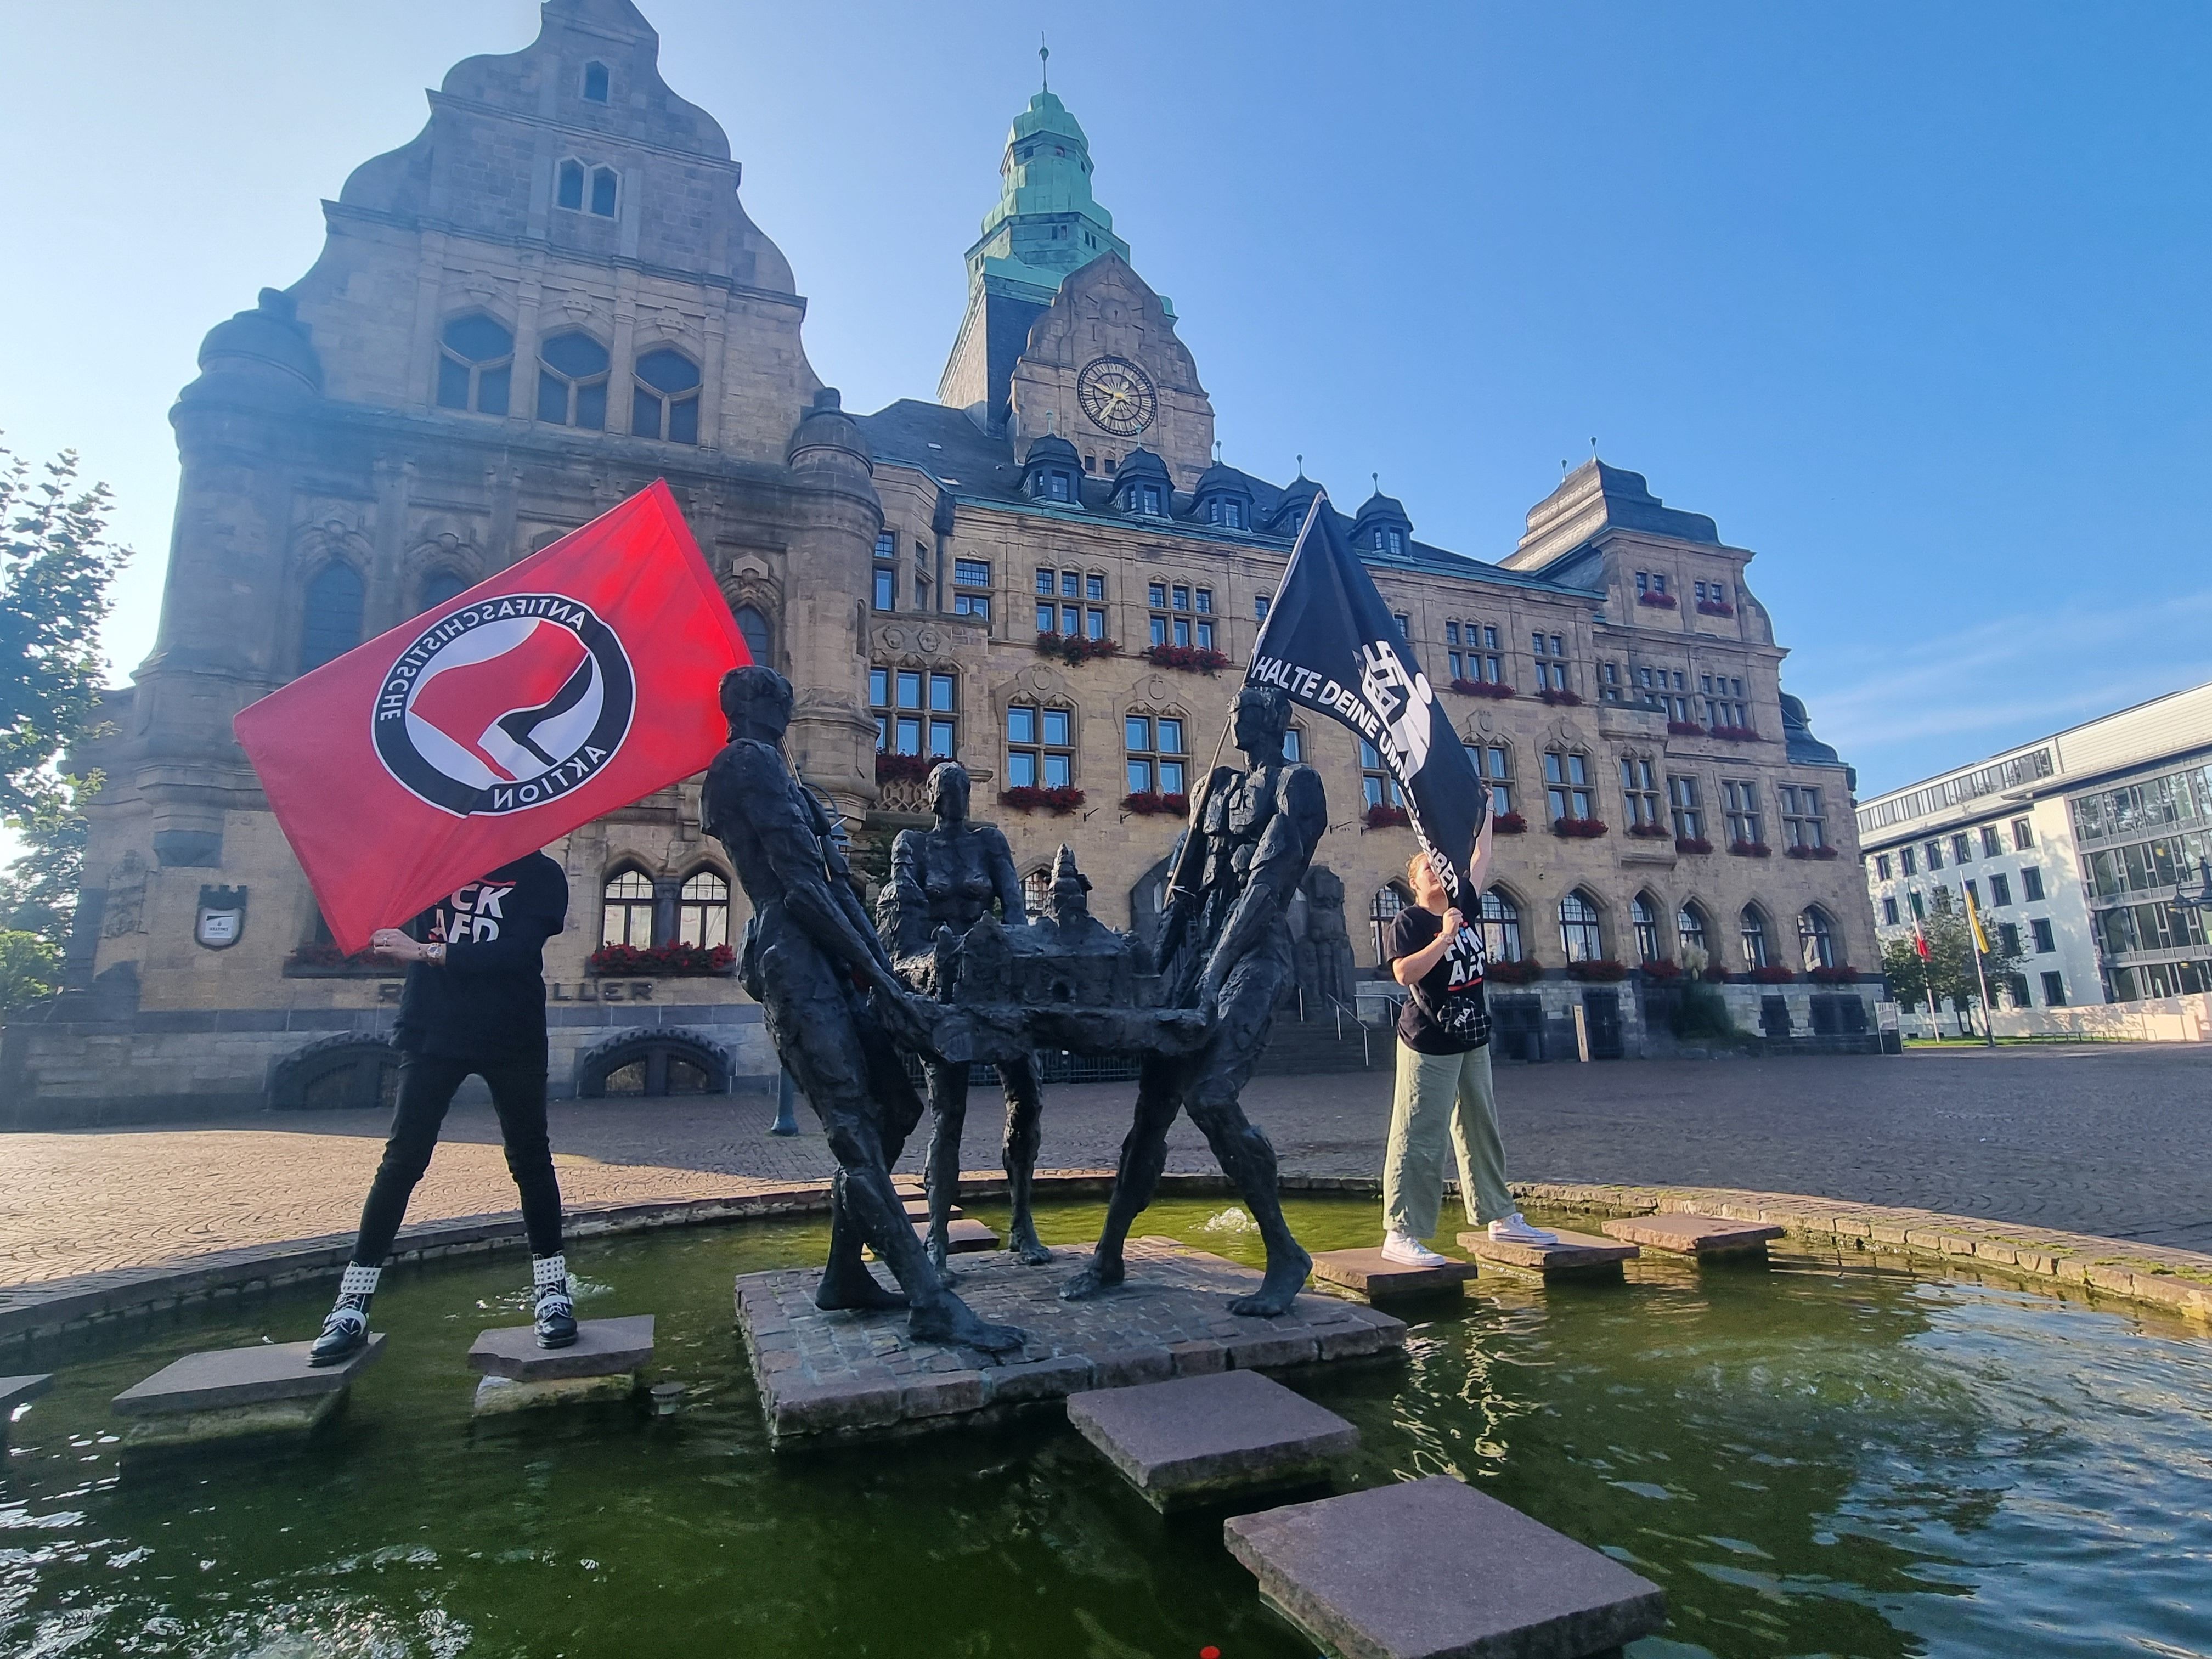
[1407,851,1440,888]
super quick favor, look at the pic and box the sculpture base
[735,1239,1405,1447]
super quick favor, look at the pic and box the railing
[1325,994,1376,1069]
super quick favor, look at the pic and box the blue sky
[3,1,2208,798]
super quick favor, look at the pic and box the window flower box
[1696,599,1735,618]
[1364,803,1412,830]
[1035,631,1121,665]
[1566,958,1629,981]
[1700,965,1730,983]
[1807,964,1860,984]
[1728,840,1773,857]
[1666,720,1705,737]
[1492,811,1528,834]
[1709,725,1761,742]
[1538,687,1583,707]
[1626,822,1673,839]
[874,752,932,783]
[1675,835,1713,855]
[587,943,735,978]
[1740,964,1797,984]
[1451,678,1516,699]
[1784,843,1841,860]
[1637,591,1678,610]
[1000,785,1085,814]
[1638,959,1684,980]
[1486,957,1545,985]
[1141,643,1229,674]
[1551,816,1609,838]
[1121,790,1189,817]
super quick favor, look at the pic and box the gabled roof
[1512,458,1721,569]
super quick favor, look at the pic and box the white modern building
[1858,679,2212,1030]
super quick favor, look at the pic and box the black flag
[1248,492,1491,1015]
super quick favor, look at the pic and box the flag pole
[1967,893,1997,1047]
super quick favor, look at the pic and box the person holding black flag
[306,852,577,1364]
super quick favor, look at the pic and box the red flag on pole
[235,480,747,953]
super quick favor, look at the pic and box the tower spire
[1040,33,1049,92]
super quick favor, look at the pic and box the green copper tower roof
[964,91,1163,312]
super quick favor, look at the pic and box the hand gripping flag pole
[1240,487,1493,995]
[234,480,751,955]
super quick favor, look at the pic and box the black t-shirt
[394,853,568,1063]
[1386,904,1491,1054]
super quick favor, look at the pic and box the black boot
[309,1263,380,1367]
[533,1253,578,1349]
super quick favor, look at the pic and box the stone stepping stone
[112,1336,385,1448]
[465,1314,653,1415]
[1601,1212,1785,1260]
[1311,1247,1478,1301]
[1460,1227,1637,1281]
[1067,1369,1358,1510]
[0,1374,52,1443]
[870,1217,1000,1260]
[902,1199,966,1222]
[1225,1475,1666,1659]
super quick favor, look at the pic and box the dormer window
[1205,497,1247,529]
[582,61,610,103]
[1373,528,1404,554]
[1033,470,1074,503]
[1129,482,1164,516]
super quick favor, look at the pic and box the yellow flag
[1964,888,1991,954]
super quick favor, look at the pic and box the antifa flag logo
[372,593,636,816]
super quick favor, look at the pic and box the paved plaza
[1,1045,2206,1291]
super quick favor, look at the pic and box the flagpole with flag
[1963,887,1997,1047]
[1913,918,1940,1037]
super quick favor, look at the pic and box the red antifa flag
[235,480,747,953]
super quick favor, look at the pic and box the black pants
[351,1051,563,1266]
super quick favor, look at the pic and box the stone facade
[2,0,1875,1125]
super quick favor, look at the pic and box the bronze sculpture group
[703,667,1325,1352]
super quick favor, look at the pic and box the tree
[1880,889,2025,1027]
[0,929,60,1012]
[0,442,133,948]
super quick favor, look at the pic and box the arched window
[1799,905,1836,969]
[1023,865,1053,916]
[1282,726,1302,763]
[735,604,772,664]
[633,347,700,443]
[1559,889,1604,962]
[582,1035,727,1098]
[418,569,469,615]
[435,314,513,414]
[557,159,586,211]
[581,60,610,103]
[1480,888,1522,964]
[602,867,655,948]
[1677,902,1709,963]
[1740,904,1770,969]
[1631,894,1662,963]
[300,562,364,672]
[678,869,730,949]
[1370,884,1408,968]
[590,165,619,218]
[535,331,610,428]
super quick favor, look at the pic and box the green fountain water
[3,1198,2208,1657]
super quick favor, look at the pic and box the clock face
[1076,356,1157,437]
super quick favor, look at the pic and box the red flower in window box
[1740,964,1797,984]
[1675,835,1713,855]
[1034,631,1120,665]
[1141,643,1229,674]
[1639,958,1684,980]
[586,943,736,977]
[1696,599,1735,618]
[1637,591,1678,610]
[1000,785,1086,814]
[1566,958,1629,981]
[1364,803,1412,830]
[1784,843,1841,860]
[1538,687,1583,707]
[1700,965,1730,983]
[874,752,932,783]
[1485,957,1545,985]
[1120,790,1189,817]
[1808,964,1860,984]
[1451,678,1516,699]
[1709,725,1762,742]
[1666,720,1705,737]
[1551,816,1609,838]
[1729,840,1773,857]
[1627,822,1673,839]
[1492,811,1528,834]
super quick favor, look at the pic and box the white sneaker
[1379,1231,1450,1267]
[1486,1214,1560,1246]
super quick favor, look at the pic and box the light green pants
[1383,1040,1514,1238]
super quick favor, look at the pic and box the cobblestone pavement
[3,1045,2206,1290]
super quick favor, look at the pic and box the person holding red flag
[307,851,577,1365]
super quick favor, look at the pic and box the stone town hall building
[3,0,1877,1123]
